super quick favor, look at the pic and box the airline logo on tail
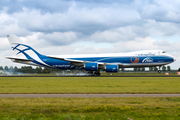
[10,43,50,67]
[12,43,40,56]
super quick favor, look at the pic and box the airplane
[6,34,176,76]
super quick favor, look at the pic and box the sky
[0,0,180,69]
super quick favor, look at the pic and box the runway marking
[0,94,180,98]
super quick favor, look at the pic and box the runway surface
[1,75,180,77]
[0,94,180,98]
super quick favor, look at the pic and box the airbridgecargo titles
[6,35,176,76]
[136,54,155,56]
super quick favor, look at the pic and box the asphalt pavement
[0,94,180,98]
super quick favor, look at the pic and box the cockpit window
[162,51,166,53]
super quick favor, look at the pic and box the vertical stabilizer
[6,35,51,67]
[7,35,25,57]
[7,35,41,58]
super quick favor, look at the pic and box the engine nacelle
[84,63,98,71]
[105,64,119,72]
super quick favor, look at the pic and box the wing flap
[47,56,87,67]
[47,56,124,68]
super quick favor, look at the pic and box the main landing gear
[94,71,100,76]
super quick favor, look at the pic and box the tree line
[134,66,171,72]
[0,65,179,73]
[0,66,60,73]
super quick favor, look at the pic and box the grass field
[0,77,180,94]
[0,77,180,119]
[0,97,180,119]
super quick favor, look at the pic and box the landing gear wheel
[87,71,93,75]
[87,71,100,76]
[96,73,100,76]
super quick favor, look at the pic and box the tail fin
[7,35,51,67]
[7,35,42,58]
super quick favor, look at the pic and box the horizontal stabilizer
[6,57,33,62]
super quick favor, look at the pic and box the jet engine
[84,63,98,71]
[105,64,119,72]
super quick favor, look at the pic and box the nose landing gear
[158,70,161,73]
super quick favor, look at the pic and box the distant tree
[4,66,8,71]
[27,66,33,73]
[0,66,3,70]
[36,67,43,73]
[167,66,171,71]
[162,65,166,72]
[134,68,137,71]
[9,66,14,73]
[149,67,153,71]
[19,66,25,73]
[137,68,141,71]
[19,66,30,73]
[153,67,158,71]
[142,67,145,71]
[178,68,180,72]
[121,68,124,71]
[14,66,19,72]
[43,67,51,73]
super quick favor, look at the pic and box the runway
[0,94,180,98]
[0,75,180,77]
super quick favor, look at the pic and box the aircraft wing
[47,56,123,68]
[47,56,90,67]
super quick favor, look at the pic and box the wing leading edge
[47,55,123,68]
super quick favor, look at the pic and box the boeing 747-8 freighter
[6,35,176,76]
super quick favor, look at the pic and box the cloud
[0,0,180,69]
[0,37,10,50]
[37,32,79,46]
[73,37,180,54]
[1,0,180,39]
[140,0,180,23]
[0,8,31,37]
[11,6,140,35]
[0,0,72,14]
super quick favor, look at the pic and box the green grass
[0,97,180,119]
[0,77,180,119]
[0,77,180,94]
